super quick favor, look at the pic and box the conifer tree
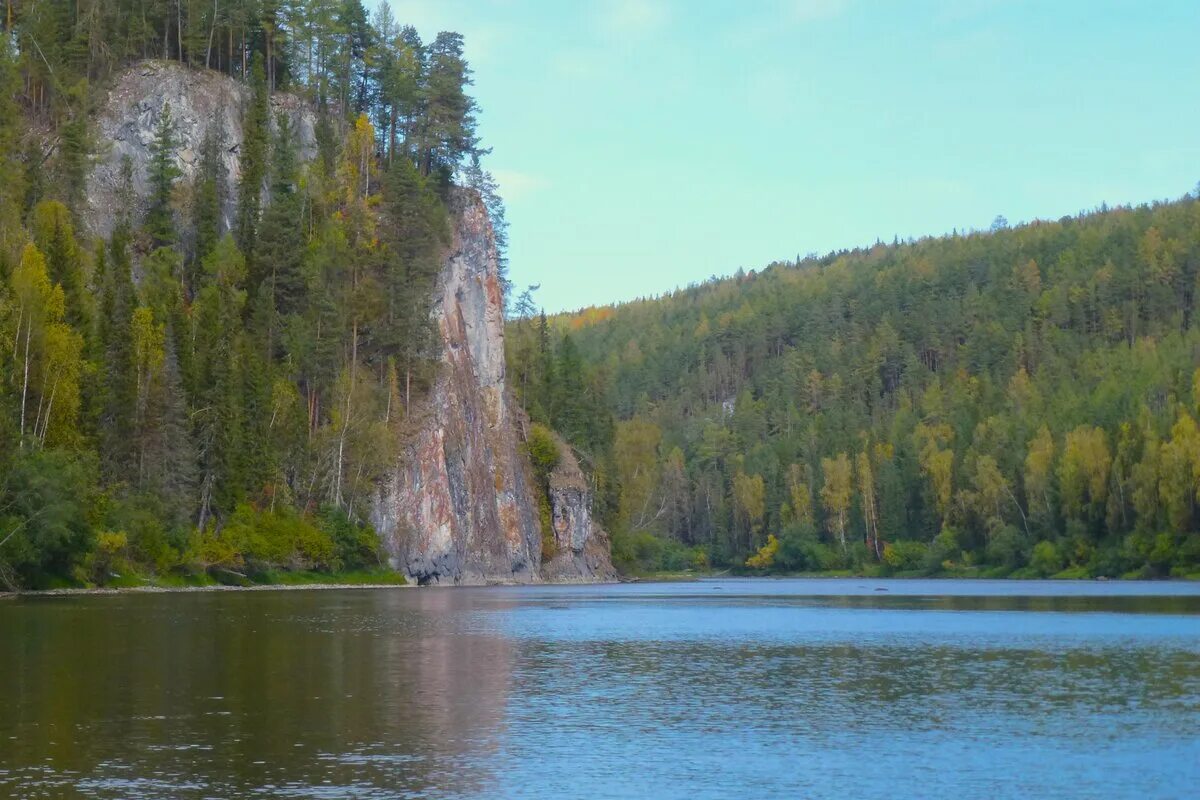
[419,31,476,181]
[191,126,224,286]
[235,53,270,264]
[252,112,305,338]
[145,102,183,246]
[97,230,139,482]
[194,235,248,528]
[0,38,26,256]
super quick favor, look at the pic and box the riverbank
[1,568,409,598]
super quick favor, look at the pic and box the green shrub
[79,530,132,586]
[925,526,962,573]
[985,525,1027,571]
[526,423,560,485]
[774,522,828,572]
[883,539,928,572]
[190,505,340,574]
[1030,540,1063,577]
[610,529,705,574]
[0,450,97,588]
[318,507,383,571]
[103,495,182,574]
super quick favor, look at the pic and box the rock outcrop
[370,190,615,584]
[84,60,317,239]
[541,434,619,582]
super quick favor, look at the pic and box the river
[2,578,1198,798]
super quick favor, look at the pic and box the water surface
[2,578,1198,799]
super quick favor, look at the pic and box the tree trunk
[19,316,31,447]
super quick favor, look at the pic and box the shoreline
[2,581,418,598]
[1,575,633,598]
[8,571,1196,599]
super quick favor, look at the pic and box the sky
[387,0,1200,313]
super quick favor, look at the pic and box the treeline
[512,198,1200,578]
[6,1,481,185]
[0,3,498,589]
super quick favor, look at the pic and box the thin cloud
[600,0,671,36]
[790,0,848,23]
[493,169,549,201]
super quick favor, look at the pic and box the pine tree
[419,31,476,181]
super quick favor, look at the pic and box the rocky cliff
[369,190,616,584]
[85,61,613,585]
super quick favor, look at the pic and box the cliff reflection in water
[0,589,516,798]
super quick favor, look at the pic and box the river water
[1,578,1198,799]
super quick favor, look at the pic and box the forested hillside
[512,199,1200,578]
[0,2,505,589]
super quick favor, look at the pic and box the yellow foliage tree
[1058,425,1111,521]
[745,534,779,570]
[915,422,954,520]
[615,417,663,531]
[820,453,853,551]
[733,471,765,551]
[1157,411,1200,532]
[786,462,813,526]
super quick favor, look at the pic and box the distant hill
[510,196,1200,578]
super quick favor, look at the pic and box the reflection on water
[1,579,1198,799]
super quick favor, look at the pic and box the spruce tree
[193,236,248,528]
[141,332,197,528]
[251,112,304,326]
[97,229,138,483]
[191,127,224,289]
[235,53,270,265]
[145,102,183,246]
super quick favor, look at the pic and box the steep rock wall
[370,190,614,584]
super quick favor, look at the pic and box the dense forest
[0,1,506,589]
[512,199,1200,579]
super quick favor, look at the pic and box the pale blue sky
[389,0,1200,313]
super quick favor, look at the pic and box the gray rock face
[542,436,619,583]
[84,60,316,238]
[369,190,615,585]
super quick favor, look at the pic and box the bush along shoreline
[1,500,400,593]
